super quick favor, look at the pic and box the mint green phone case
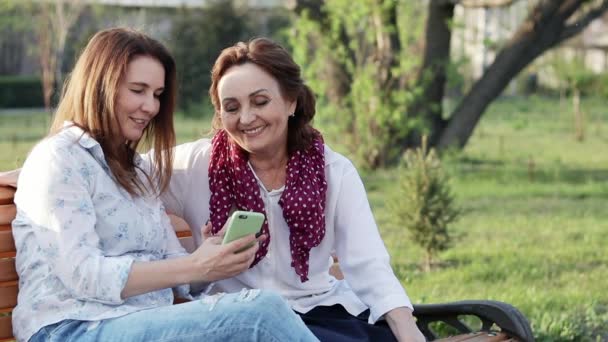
[222,211,265,245]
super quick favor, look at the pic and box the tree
[0,0,84,110]
[293,0,608,166]
[292,0,425,168]
[170,1,247,113]
[170,0,289,114]
[34,0,85,111]
[437,0,608,148]
[389,136,459,272]
[549,52,595,141]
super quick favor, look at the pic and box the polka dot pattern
[208,130,327,282]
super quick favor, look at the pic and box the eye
[130,88,144,94]
[253,97,269,106]
[223,103,239,113]
[154,92,163,99]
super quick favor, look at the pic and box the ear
[288,100,297,117]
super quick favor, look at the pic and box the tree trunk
[438,0,608,149]
[573,88,585,141]
[406,0,454,147]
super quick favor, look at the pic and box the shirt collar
[61,121,100,150]
[62,121,145,168]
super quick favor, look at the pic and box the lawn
[1,96,606,341]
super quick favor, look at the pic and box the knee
[255,290,289,308]
[248,290,292,317]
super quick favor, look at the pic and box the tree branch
[559,0,608,41]
[435,0,516,7]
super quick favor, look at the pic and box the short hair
[50,27,176,196]
[209,37,318,154]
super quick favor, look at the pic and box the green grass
[369,96,608,341]
[1,96,606,340]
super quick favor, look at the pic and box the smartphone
[221,211,265,249]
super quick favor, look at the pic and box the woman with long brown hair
[11,28,317,342]
[162,37,425,342]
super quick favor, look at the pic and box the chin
[124,132,144,141]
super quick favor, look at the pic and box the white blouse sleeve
[332,163,413,322]
[16,143,133,305]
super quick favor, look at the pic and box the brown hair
[209,37,318,154]
[50,27,176,196]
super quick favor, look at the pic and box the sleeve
[158,206,210,299]
[332,162,413,323]
[16,143,133,305]
[140,149,185,218]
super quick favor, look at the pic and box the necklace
[251,157,288,192]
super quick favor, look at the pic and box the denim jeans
[29,290,318,342]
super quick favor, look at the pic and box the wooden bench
[0,185,534,341]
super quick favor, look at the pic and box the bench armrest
[413,300,534,341]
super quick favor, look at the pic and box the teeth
[132,118,146,124]
[243,126,263,134]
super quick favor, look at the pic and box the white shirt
[161,138,413,323]
[12,124,191,342]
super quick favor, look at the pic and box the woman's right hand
[188,224,265,283]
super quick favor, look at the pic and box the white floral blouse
[11,124,190,342]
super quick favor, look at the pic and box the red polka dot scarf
[208,129,327,282]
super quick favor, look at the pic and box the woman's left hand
[385,307,426,342]
[202,221,226,239]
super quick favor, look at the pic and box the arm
[385,308,426,342]
[17,144,133,304]
[332,162,424,340]
[19,143,259,303]
[333,164,412,319]
[121,232,260,299]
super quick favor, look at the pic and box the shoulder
[174,138,212,166]
[25,131,86,168]
[170,138,213,185]
[17,132,89,189]
[323,144,358,176]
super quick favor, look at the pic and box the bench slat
[0,283,17,311]
[0,314,13,341]
[0,205,15,226]
[0,186,14,206]
[0,230,15,256]
[0,261,16,284]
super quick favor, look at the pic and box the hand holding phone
[222,211,265,251]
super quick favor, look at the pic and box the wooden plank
[168,214,190,233]
[0,283,17,311]
[0,231,14,256]
[0,206,15,226]
[0,261,16,284]
[0,314,13,341]
[0,187,14,206]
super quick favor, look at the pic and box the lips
[129,117,149,129]
[242,126,265,135]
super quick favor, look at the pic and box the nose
[141,93,159,117]
[239,107,256,125]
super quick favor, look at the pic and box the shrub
[0,76,44,108]
[389,137,459,271]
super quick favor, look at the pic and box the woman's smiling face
[217,62,296,157]
[115,55,165,142]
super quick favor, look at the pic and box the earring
[289,112,295,117]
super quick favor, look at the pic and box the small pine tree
[389,137,459,272]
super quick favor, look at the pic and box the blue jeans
[29,290,318,342]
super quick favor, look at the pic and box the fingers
[217,220,229,236]
[224,234,257,253]
[201,221,213,239]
